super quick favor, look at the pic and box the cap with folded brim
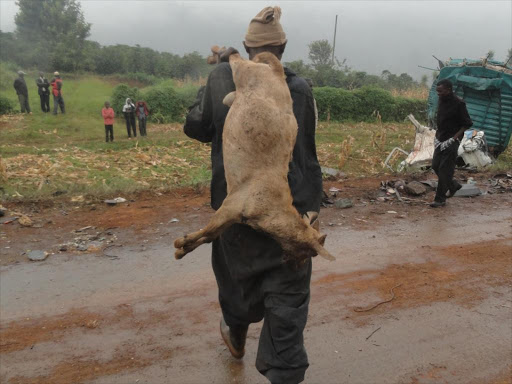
[244,6,287,48]
[18,70,26,75]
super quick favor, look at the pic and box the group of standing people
[13,70,65,115]
[101,98,150,142]
[122,98,149,138]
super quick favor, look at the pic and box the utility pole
[332,14,338,65]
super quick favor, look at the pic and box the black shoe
[429,201,446,208]
[220,318,248,359]
[446,183,462,198]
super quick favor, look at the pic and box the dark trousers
[39,94,50,112]
[105,125,114,142]
[213,224,311,384]
[432,141,460,202]
[18,94,30,113]
[53,94,65,114]
[138,118,147,136]
[125,115,137,137]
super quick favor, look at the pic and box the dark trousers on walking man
[105,125,114,142]
[18,94,31,113]
[40,94,50,112]
[432,141,461,203]
[53,95,65,114]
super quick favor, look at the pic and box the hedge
[109,83,426,124]
[314,86,426,122]
[111,82,199,123]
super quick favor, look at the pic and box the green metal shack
[427,58,512,155]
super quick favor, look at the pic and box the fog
[1,0,510,79]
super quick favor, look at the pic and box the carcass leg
[174,200,242,259]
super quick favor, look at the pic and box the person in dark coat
[36,72,50,112]
[122,98,137,138]
[430,79,473,208]
[13,71,31,114]
[183,7,322,384]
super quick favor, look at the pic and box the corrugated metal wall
[427,64,512,153]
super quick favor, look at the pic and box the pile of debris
[59,226,117,253]
[385,115,495,172]
[487,173,512,194]
[378,179,433,203]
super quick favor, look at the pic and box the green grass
[1,70,511,202]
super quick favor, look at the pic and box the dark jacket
[13,77,28,96]
[436,94,473,141]
[36,77,50,95]
[136,102,150,118]
[184,62,322,214]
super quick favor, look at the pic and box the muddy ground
[1,175,511,384]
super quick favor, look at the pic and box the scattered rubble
[105,197,127,205]
[454,184,482,197]
[321,167,346,180]
[71,195,85,203]
[1,217,18,225]
[487,173,512,194]
[404,181,427,196]
[58,226,118,253]
[27,250,49,261]
[18,215,33,227]
[334,198,353,209]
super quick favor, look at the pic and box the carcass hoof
[174,236,186,248]
[175,248,187,260]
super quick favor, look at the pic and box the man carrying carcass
[183,6,322,384]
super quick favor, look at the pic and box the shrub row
[313,86,426,122]
[111,82,199,123]
[111,84,426,124]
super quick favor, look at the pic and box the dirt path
[1,180,511,384]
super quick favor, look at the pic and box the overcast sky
[1,0,510,79]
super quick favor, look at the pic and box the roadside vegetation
[1,1,510,202]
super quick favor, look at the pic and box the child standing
[102,101,115,142]
[136,100,150,137]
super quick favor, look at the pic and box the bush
[0,95,14,114]
[144,84,186,122]
[353,87,396,121]
[176,84,200,110]
[393,97,426,121]
[110,84,140,114]
[314,86,427,122]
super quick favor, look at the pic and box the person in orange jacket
[50,71,65,114]
[101,101,115,142]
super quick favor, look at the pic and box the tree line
[0,0,211,80]
[284,40,428,91]
[0,0,464,90]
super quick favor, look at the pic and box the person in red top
[101,101,115,142]
[50,71,65,114]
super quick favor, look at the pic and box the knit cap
[244,6,287,48]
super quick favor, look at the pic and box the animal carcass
[174,52,334,262]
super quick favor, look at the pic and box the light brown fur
[174,52,334,262]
